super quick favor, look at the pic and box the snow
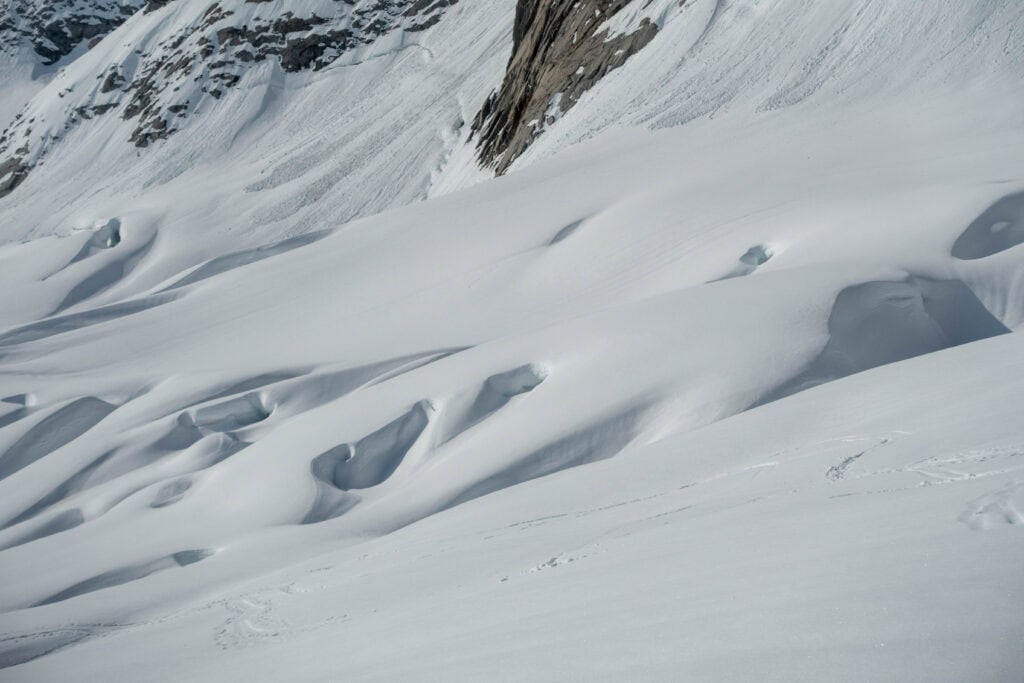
[0,48,45,131]
[0,0,1023,680]
[597,0,693,39]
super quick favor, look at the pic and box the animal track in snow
[529,551,591,573]
[959,482,1024,531]
[825,437,896,481]
[212,586,345,651]
[905,446,1024,485]
[213,593,288,650]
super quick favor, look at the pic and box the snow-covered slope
[0,0,1023,680]
[0,0,145,65]
[0,0,148,130]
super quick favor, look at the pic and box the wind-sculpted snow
[318,401,431,492]
[163,231,330,291]
[34,548,214,607]
[0,1,1022,680]
[757,278,1011,404]
[0,397,117,482]
[952,191,1024,260]
[435,364,547,445]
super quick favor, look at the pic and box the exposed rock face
[0,0,461,198]
[116,0,461,147]
[0,155,29,197]
[0,0,146,64]
[473,0,676,173]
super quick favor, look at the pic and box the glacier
[0,0,1023,679]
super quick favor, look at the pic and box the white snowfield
[0,0,1023,680]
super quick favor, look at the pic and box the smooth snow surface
[1,0,1023,681]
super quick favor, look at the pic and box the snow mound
[436,363,547,445]
[0,397,116,482]
[760,278,1010,403]
[35,548,213,607]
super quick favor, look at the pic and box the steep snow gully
[1,0,1024,680]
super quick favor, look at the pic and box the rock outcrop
[473,0,677,173]
[0,0,146,64]
[0,0,462,198]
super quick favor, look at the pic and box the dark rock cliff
[473,0,674,174]
[0,0,146,65]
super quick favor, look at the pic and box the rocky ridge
[0,0,461,197]
[472,0,686,173]
[0,0,681,199]
[0,0,146,65]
